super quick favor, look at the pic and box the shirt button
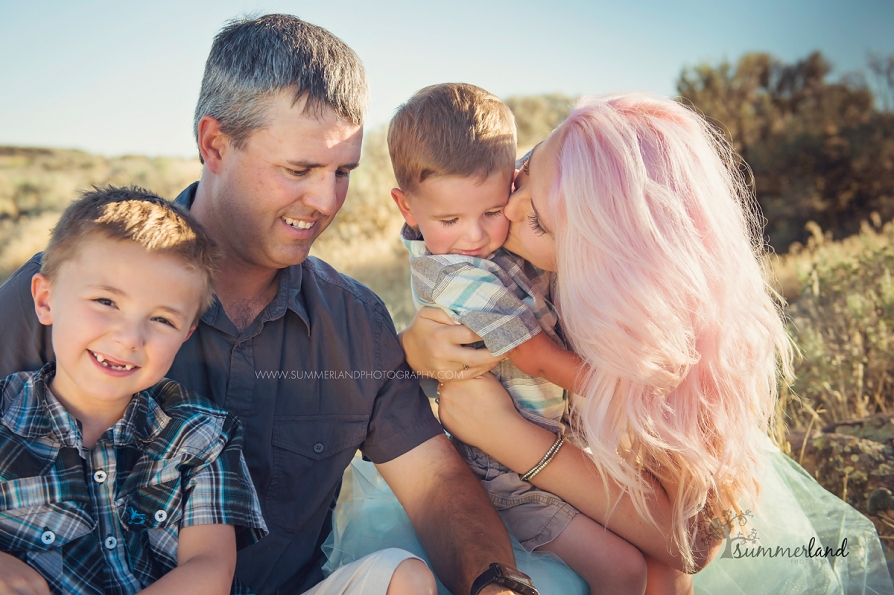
[93,470,107,483]
[40,530,55,545]
[313,442,324,453]
[104,536,117,549]
[154,510,168,522]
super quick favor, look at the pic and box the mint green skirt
[323,438,892,594]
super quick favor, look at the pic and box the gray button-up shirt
[0,183,443,595]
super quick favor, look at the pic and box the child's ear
[31,273,53,326]
[390,188,418,227]
[197,115,229,174]
[184,324,197,342]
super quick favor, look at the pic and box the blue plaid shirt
[0,364,267,595]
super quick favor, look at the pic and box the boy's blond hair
[388,83,516,194]
[42,186,219,313]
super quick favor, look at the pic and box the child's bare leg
[644,556,693,595]
[536,514,647,595]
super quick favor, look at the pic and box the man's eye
[336,169,351,179]
[440,219,458,227]
[287,168,309,177]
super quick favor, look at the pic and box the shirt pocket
[116,476,185,581]
[0,476,96,585]
[266,414,368,530]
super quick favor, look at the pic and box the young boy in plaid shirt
[0,187,266,595]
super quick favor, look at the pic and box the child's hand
[0,552,50,595]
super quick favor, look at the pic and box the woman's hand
[399,307,502,381]
[436,373,527,450]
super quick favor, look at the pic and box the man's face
[209,93,364,269]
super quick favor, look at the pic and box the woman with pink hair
[329,94,891,594]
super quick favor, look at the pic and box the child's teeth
[93,352,134,370]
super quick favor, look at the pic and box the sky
[1,0,892,158]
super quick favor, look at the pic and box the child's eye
[440,218,458,226]
[94,298,116,308]
[485,210,504,217]
[151,317,178,329]
[528,213,547,236]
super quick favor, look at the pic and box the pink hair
[549,94,793,570]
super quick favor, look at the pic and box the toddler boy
[0,187,266,594]
[388,83,582,552]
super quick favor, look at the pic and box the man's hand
[376,434,515,595]
[398,308,501,381]
[0,552,50,595]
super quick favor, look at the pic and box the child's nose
[464,222,486,243]
[113,320,145,350]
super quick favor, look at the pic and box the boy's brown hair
[388,83,516,194]
[42,186,219,313]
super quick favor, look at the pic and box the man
[0,14,528,595]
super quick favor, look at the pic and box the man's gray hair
[193,14,368,152]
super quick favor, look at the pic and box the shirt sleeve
[359,303,444,464]
[0,254,54,377]
[409,257,542,356]
[181,413,268,550]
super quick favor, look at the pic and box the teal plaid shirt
[0,364,267,595]
[401,224,567,422]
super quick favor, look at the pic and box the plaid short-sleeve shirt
[401,224,567,422]
[0,363,267,595]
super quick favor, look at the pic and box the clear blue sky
[2,0,892,157]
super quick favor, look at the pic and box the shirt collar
[1,363,170,447]
[174,183,310,333]
[400,223,432,258]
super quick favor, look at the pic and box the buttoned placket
[84,440,142,594]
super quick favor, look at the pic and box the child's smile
[31,236,204,422]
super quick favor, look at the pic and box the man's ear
[197,115,229,174]
[31,273,53,326]
[390,188,418,227]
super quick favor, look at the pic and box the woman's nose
[504,192,524,222]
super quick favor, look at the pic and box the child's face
[31,235,204,412]
[392,171,512,257]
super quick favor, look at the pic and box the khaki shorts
[305,548,423,595]
[453,439,579,552]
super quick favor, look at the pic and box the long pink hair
[550,94,792,570]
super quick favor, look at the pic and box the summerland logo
[701,509,850,561]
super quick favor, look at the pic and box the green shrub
[783,221,894,429]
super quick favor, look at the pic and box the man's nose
[302,172,340,217]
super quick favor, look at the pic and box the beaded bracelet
[520,434,566,483]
